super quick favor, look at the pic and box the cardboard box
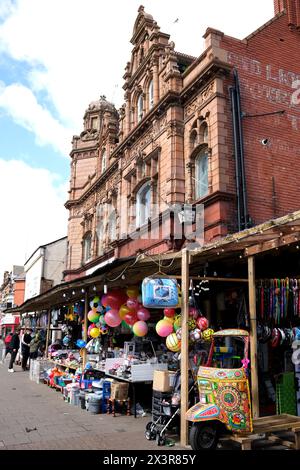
[152,370,175,392]
[110,381,129,400]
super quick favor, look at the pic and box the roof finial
[138,5,145,13]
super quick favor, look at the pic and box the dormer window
[91,116,99,130]
[137,94,143,122]
[149,79,154,110]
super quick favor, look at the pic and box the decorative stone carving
[185,81,215,118]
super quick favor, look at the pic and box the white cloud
[0,0,274,148]
[0,158,68,276]
[0,82,71,155]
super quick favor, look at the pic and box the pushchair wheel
[145,422,157,440]
[156,433,166,446]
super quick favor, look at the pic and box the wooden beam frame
[245,232,300,256]
[248,256,259,419]
[44,309,51,359]
[180,249,190,447]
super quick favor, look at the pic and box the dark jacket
[10,333,20,351]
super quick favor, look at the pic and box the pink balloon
[189,307,199,319]
[127,298,139,311]
[104,309,122,327]
[137,307,150,321]
[101,294,108,307]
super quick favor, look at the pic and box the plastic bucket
[70,389,80,406]
[86,393,102,414]
[79,390,86,409]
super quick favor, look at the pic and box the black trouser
[22,348,30,370]
[9,350,17,369]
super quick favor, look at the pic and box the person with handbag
[8,328,21,373]
[21,328,33,371]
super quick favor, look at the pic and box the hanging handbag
[142,277,179,308]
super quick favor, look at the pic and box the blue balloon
[76,339,86,348]
[85,362,92,370]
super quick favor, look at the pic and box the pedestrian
[4,331,13,357]
[0,335,5,363]
[21,328,32,371]
[8,328,21,373]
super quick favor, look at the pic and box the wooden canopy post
[82,288,89,370]
[248,255,259,419]
[44,310,51,358]
[180,249,190,447]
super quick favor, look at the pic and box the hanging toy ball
[90,327,101,338]
[166,333,181,352]
[164,308,176,318]
[197,316,209,331]
[156,319,174,337]
[176,328,182,340]
[202,328,215,342]
[188,318,197,331]
[173,315,181,331]
[132,320,148,337]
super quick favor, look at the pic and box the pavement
[0,359,185,450]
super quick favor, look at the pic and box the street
[0,360,181,450]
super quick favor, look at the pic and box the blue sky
[0,0,274,277]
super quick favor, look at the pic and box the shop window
[83,233,92,263]
[137,94,143,122]
[136,181,151,227]
[149,79,154,110]
[195,150,208,199]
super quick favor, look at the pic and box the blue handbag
[142,277,179,308]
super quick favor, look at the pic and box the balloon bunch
[84,287,151,339]
[106,286,151,337]
[156,307,213,352]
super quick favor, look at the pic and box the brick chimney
[274,0,300,29]
[274,0,286,14]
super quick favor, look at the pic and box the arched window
[101,149,107,173]
[148,79,154,110]
[98,223,104,255]
[108,210,117,242]
[136,181,151,227]
[195,150,209,199]
[137,94,143,122]
[83,233,92,263]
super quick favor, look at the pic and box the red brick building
[65,1,300,281]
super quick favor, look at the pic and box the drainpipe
[234,69,249,228]
[229,86,242,232]
[230,69,250,230]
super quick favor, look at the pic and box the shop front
[6,210,300,450]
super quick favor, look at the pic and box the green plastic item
[276,372,297,416]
